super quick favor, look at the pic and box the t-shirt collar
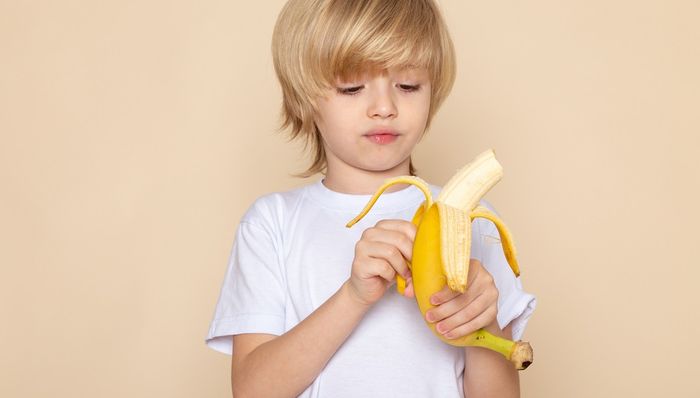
[305,177,428,214]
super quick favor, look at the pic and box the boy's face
[314,66,431,177]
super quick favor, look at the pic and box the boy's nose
[367,88,397,119]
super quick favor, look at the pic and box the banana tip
[511,341,533,371]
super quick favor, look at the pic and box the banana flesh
[436,202,471,292]
[346,149,533,370]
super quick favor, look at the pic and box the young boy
[205,0,536,397]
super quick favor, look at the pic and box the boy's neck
[321,158,413,195]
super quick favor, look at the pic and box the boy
[205,0,537,397]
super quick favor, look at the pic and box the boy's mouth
[364,129,399,144]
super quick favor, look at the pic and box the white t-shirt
[205,178,537,397]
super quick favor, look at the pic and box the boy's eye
[336,84,422,95]
[337,86,363,95]
[399,84,421,92]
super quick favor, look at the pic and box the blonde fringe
[272,0,455,178]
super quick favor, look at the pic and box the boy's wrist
[340,281,374,311]
[484,319,504,337]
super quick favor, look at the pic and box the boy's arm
[230,219,414,398]
[231,282,371,398]
[463,321,520,398]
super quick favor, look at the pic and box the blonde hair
[271,0,456,178]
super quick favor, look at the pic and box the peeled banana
[346,149,533,370]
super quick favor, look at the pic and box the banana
[346,149,533,370]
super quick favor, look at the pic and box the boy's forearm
[463,322,520,398]
[233,282,371,398]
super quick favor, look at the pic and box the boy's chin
[360,161,409,174]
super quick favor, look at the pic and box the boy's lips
[365,128,399,137]
[364,129,399,144]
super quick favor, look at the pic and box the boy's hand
[424,259,501,338]
[345,219,416,307]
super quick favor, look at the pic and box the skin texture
[230,66,519,398]
[314,66,431,195]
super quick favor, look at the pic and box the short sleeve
[476,200,537,341]
[205,220,286,355]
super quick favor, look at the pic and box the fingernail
[430,297,439,305]
[444,332,453,339]
[426,312,434,322]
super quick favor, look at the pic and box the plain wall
[1,0,699,396]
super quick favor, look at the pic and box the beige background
[2,0,699,396]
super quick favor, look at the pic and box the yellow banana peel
[346,149,533,370]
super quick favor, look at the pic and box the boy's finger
[442,305,498,339]
[433,292,490,335]
[425,291,470,323]
[375,219,417,242]
[430,284,459,306]
[364,242,411,279]
[370,258,396,283]
[403,277,415,298]
[362,226,415,262]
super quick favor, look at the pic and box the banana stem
[463,329,533,370]
[464,329,514,357]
